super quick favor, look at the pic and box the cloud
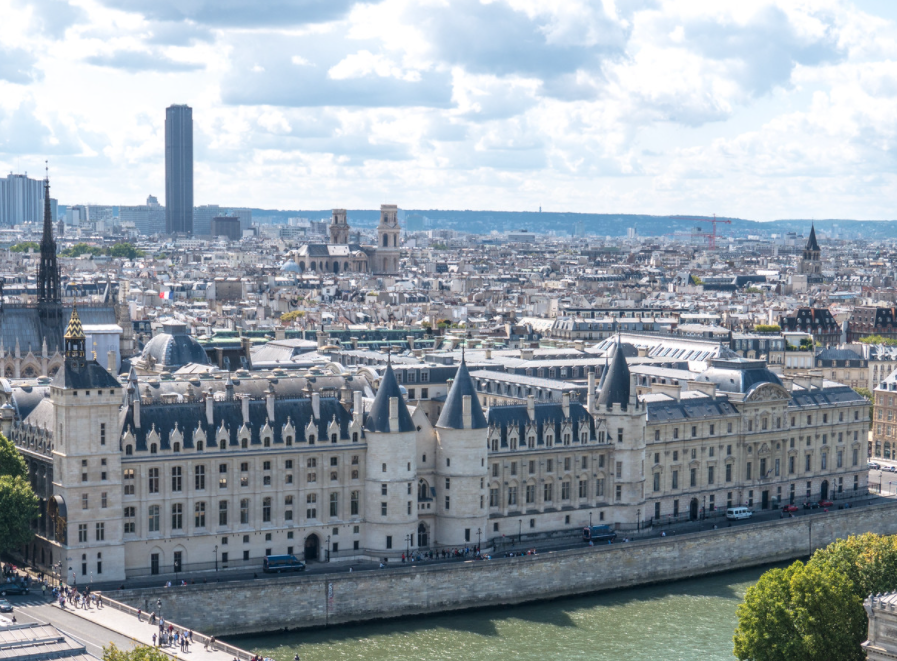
[84,50,205,73]
[0,46,41,84]
[0,101,82,155]
[14,0,85,39]
[221,33,452,108]
[141,21,215,46]
[93,0,377,28]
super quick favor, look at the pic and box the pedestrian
[137,608,142,622]
[152,633,157,647]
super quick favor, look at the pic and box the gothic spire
[37,166,61,306]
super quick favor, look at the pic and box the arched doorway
[821,480,829,501]
[417,523,429,548]
[689,498,699,521]
[333,262,339,274]
[304,534,320,561]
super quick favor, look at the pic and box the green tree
[106,242,144,259]
[103,644,172,661]
[859,334,897,347]
[280,310,305,324]
[0,475,39,554]
[10,241,39,253]
[754,324,781,333]
[0,432,27,479]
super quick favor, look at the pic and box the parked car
[819,500,834,508]
[869,462,880,470]
[782,504,799,513]
[0,584,29,596]
[803,501,820,510]
[0,600,11,613]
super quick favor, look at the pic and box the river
[230,565,771,661]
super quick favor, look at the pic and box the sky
[2,0,897,220]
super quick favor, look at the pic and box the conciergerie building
[8,313,869,582]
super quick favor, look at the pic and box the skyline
[2,0,897,219]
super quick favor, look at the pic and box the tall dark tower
[165,104,193,235]
[37,172,62,336]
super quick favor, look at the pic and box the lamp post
[213,545,218,572]
[405,534,411,559]
[702,495,706,521]
[589,511,592,529]
[477,528,481,551]
[156,599,162,622]
[637,509,640,532]
[518,519,522,544]
[326,536,331,562]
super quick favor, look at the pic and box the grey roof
[53,358,122,390]
[789,384,866,408]
[0,304,117,354]
[806,223,820,251]
[485,401,594,447]
[694,354,782,394]
[437,360,487,429]
[646,395,738,421]
[596,342,630,409]
[364,363,415,433]
[141,325,210,369]
[815,348,863,362]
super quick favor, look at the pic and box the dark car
[0,599,11,612]
[782,504,799,513]
[803,501,820,510]
[819,500,834,508]
[0,584,29,596]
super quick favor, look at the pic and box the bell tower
[375,204,400,274]
[330,208,349,245]
[799,223,821,275]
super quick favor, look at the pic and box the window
[653,473,660,492]
[727,422,733,434]
[445,478,451,490]
[725,463,732,482]
[526,484,535,504]
[490,488,499,506]
[596,478,605,497]
[543,483,553,502]
[672,470,679,490]
[195,465,206,490]
[171,466,182,492]
[95,522,105,541]
[579,480,587,498]
[219,501,228,526]
[351,491,359,515]
[195,502,206,528]
[78,523,88,542]
[307,472,317,483]
[381,502,388,516]
[746,462,752,480]
[615,485,622,501]
[82,493,89,510]
[124,469,135,495]
[124,507,136,533]
[386,536,393,550]
[617,428,623,443]
[615,462,622,479]
[100,423,106,446]
[806,455,812,472]
[240,499,250,524]
[789,456,795,474]
[690,468,697,488]
[561,481,571,500]
[171,503,183,530]
[263,497,272,522]
[148,468,159,493]
[445,495,451,510]
[508,486,518,506]
[707,466,714,485]
[148,505,160,532]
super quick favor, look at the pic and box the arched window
[383,234,389,247]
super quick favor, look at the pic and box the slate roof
[0,304,117,354]
[645,394,738,422]
[364,363,415,433]
[485,401,595,447]
[437,360,487,429]
[53,359,122,390]
[122,396,354,451]
[694,355,782,394]
[141,324,210,369]
[806,223,820,251]
[788,384,866,409]
[596,342,630,408]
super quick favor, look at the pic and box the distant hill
[248,208,897,239]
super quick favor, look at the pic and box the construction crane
[668,214,733,250]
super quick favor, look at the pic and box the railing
[97,593,253,661]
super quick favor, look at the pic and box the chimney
[484,345,492,360]
[637,347,648,358]
[205,390,214,426]
[587,369,595,414]
[462,395,472,430]
[275,328,286,341]
[520,348,534,361]
[527,395,535,421]
[573,340,584,351]
[133,389,141,429]
[562,392,570,418]
[107,349,116,372]
[241,395,250,426]
[312,392,321,420]
[266,389,275,421]
[351,337,359,350]
[407,335,415,351]
[389,396,399,433]
[353,390,363,419]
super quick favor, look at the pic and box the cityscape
[3,1,897,661]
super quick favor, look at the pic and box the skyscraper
[0,173,45,226]
[165,104,193,235]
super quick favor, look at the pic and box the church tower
[330,208,349,245]
[37,172,62,335]
[375,204,400,274]
[799,223,821,275]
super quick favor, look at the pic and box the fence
[97,593,253,661]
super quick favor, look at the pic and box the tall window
[148,505,160,532]
[240,499,250,524]
[148,468,159,494]
[195,502,206,528]
[171,503,183,530]
[329,493,338,518]
[543,483,553,502]
[171,466,182,492]
[219,500,228,526]
[124,507,135,533]
[124,469,135,495]
[508,486,518,506]
[351,491,359,515]
[526,484,535,504]
[195,465,206,490]
[263,497,272,522]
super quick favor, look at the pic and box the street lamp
[404,534,411,559]
[518,519,522,544]
[702,495,706,521]
[156,599,162,621]
[637,509,640,532]
[213,545,218,572]
[326,535,331,562]
[477,528,481,551]
[589,511,592,528]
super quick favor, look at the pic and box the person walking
[152,633,157,647]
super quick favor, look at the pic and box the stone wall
[113,501,897,636]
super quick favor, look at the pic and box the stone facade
[864,591,897,660]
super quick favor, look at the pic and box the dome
[694,354,782,394]
[141,323,210,370]
[281,259,301,273]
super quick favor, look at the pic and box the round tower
[434,358,488,548]
[361,362,418,555]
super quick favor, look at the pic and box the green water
[231,566,769,661]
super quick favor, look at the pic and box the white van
[726,507,753,521]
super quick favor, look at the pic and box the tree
[103,644,172,661]
[859,334,897,347]
[0,475,39,554]
[0,432,27,479]
[754,324,781,333]
[280,310,305,324]
[10,242,39,253]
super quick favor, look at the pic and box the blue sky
[1,0,896,220]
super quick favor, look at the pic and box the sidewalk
[57,601,245,661]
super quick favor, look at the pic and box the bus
[263,554,306,573]
[582,525,617,543]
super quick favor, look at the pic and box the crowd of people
[56,585,102,610]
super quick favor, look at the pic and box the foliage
[10,242,39,253]
[745,287,763,294]
[0,475,39,554]
[859,334,897,346]
[60,242,144,259]
[754,324,781,333]
[103,644,172,661]
[734,533,897,661]
[430,242,448,250]
[0,432,27,479]
[280,310,305,324]
[854,387,872,401]
[690,275,704,286]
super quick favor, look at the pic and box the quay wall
[112,502,897,636]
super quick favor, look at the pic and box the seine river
[230,565,770,661]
